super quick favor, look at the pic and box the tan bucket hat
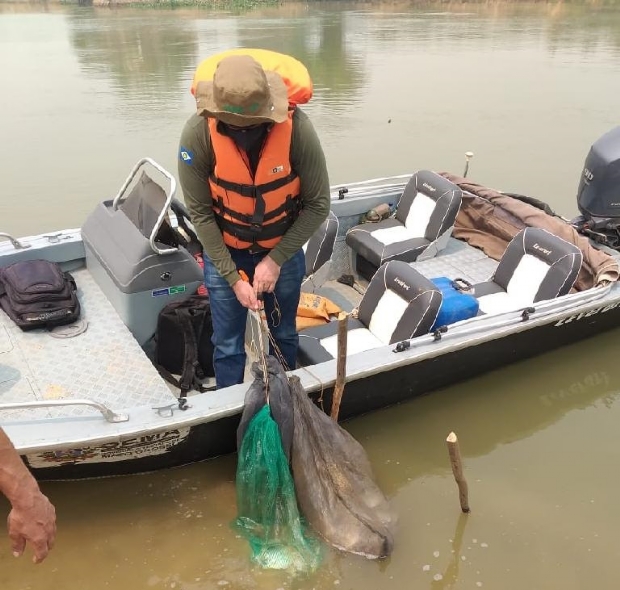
[195,54,289,126]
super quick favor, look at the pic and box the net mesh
[233,404,322,573]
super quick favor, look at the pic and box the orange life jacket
[208,113,301,250]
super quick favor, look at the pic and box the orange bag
[296,293,341,331]
[191,48,313,107]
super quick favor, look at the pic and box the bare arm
[0,428,56,563]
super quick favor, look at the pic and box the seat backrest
[303,210,339,277]
[357,260,442,344]
[394,170,463,241]
[494,227,583,302]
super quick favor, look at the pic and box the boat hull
[25,296,620,480]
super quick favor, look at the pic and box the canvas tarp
[440,173,619,291]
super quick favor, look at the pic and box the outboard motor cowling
[577,126,620,220]
[573,127,620,248]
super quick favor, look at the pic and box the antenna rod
[463,151,474,178]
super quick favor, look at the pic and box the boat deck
[0,237,500,423]
[316,236,500,312]
[0,267,176,423]
[413,236,499,284]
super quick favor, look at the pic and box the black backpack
[0,259,80,330]
[154,294,215,396]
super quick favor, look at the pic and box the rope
[248,309,270,402]
[248,294,330,409]
[269,292,282,328]
[298,365,327,410]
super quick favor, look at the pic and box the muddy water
[2,2,620,588]
[2,328,620,590]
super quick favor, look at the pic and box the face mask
[221,122,271,152]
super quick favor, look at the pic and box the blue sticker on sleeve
[179,147,193,165]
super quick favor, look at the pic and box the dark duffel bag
[154,294,215,395]
[0,259,80,330]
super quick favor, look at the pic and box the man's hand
[232,278,261,310]
[253,256,281,297]
[0,428,56,564]
[7,486,56,564]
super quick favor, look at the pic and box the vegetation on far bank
[1,0,620,5]
[2,0,620,9]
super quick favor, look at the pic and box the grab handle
[0,399,129,423]
[0,233,31,250]
[452,277,474,293]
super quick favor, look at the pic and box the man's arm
[268,108,331,267]
[0,428,56,563]
[178,115,241,287]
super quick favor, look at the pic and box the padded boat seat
[297,260,442,365]
[302,210,339,291]
[473,227,583,315]
[345,170,463,281]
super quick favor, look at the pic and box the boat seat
[297,260,442,365]
[301,210,339,292]
[473,227,583,315]
[345,170,463,281]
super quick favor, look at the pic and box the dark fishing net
[235,356,395,571]
[234,359,322,573]
[289,375,395,559]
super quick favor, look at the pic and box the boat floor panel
[317,237,500,313]
[0,268,176,422]
[317,281,364,313]
[413,237,499,284]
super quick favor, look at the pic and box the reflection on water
[67,8,367,102]
[68,12,199,105]
[353,329,620,496]
[2,2,620,588]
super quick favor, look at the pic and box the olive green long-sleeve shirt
[178,108,331,287]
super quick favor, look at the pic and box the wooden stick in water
[446,431,470,513]
[330,312,348,421]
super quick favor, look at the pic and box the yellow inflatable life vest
[191,48,313,106]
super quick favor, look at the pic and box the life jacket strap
[210,173,297,197]
[212,194,300,227]
[214,214,297,244]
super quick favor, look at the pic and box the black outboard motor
[573,126,620,248]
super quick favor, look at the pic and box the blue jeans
[203,248,305,389]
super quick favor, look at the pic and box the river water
[1,2,620,588]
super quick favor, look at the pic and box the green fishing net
[233,404,322,573]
